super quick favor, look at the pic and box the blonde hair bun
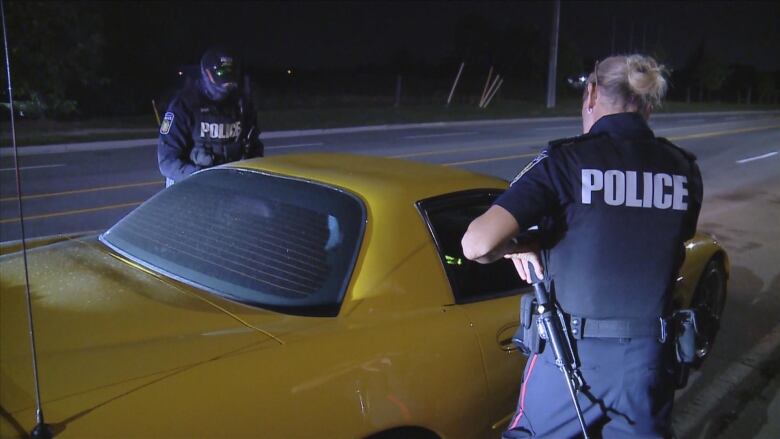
[592,54,668,112]
[626,55,668,110]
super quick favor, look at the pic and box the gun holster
[513,293,544,356]
[669,309,699,389]
[673,309,698,364]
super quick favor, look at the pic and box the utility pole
[546,0,560,109]
[394,75,402,108]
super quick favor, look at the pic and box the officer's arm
[244,102,264,158]
[463,149,557,264]
[157,100,200,182]
[462,205,525,263]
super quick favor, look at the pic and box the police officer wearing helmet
[462,54,702,437]
[158,47,263,187]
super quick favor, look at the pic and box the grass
[2,99,778,147]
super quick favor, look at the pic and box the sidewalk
[716,353,780,438]
[674,324,780,438]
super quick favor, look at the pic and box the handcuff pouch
[512,293,543,356]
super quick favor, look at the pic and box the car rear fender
[673,233,729,308]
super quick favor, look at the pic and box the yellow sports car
[0,153,727,438]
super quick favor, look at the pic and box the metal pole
[446,61,465,107]
[482,78,504,109]
[546,0,560,109]
[1,1,51,437]
[480,74,500,108]
[479,66,494,107]
[152,99,161,125]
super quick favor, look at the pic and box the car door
[418,190,531,433]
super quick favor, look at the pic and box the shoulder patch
[657,137,697,161]
[548,132,604,148]
[160,112,174,135]
[510,151,548,186]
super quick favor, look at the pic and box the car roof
[227,153,508,204]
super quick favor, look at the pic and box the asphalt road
[2,111,779,436]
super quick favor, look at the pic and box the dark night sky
[112,1,779,72]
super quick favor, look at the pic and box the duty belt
[568,315,668,342]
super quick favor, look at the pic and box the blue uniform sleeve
[494,150,559,230]
[682,160,703,241]
[157,96,201,182]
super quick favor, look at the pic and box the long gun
[527,262,590,439]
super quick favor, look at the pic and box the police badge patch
[160,112,174,135]
[510,151,548,186]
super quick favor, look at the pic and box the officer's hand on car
[190,148,215,167]
[505,251,544,284]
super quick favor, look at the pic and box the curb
[2,110,778,158]
[673,323,780,439]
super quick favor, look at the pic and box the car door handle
[497,323,520,352]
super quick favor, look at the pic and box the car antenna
[1,1,53,438]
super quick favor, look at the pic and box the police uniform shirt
[157,82,261,183]
[495,112,703,320]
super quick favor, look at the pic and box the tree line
[3,2,778,120]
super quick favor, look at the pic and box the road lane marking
[654,118,780,136]
[0,164,65,172]
[444,152,538,166]
[0,180,163,203]
[392,139,546,159]
[395,120,780,160]
[668,123,780,141]
[403,131,476,139]
[267,142,323,150]
[736,151,778,164]
[0,201,143,224]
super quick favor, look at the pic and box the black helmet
[200,47,240,100]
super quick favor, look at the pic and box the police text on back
[581,169,688,210]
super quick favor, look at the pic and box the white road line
[266,142,324,150]
[736,151,778,164]
[0,164,65,172]
[403,131,476,139]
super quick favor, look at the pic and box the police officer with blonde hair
[462,54,702,437]
[158,47,263,187]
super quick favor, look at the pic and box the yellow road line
[668,124,780,141]
[654,117,780,136]
[391,139,545,159]
[0,180,163,203]
[443,123,780,167]
[0,201,143,224]
[444,152,538,166]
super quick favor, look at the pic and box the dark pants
[504,337,674,438]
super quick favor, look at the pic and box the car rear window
[100,168,365,316]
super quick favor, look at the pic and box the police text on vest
[200,121,241,139]
[581,169,688,210]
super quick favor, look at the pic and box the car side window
[418,190,529,303]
